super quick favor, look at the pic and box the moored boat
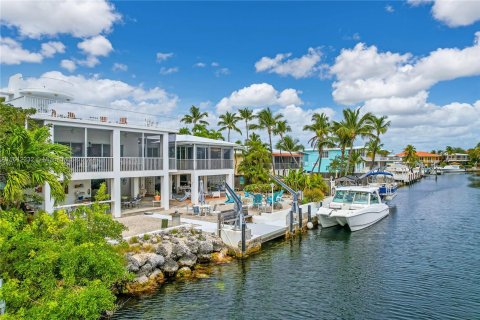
[317,186,389,231]
[438,165,465,173]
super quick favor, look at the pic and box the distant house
[444,153,469,164]
[303,146,367,174]
[272,149,303,175]
[395,151,441,166]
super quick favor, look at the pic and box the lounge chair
[252,194,263,209]
[175,192,191,202]
[225,193,234,204]
[193,205,200,216]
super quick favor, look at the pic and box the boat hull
[346,207,390,231]
[317,208,339,228]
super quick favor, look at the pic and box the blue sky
[1,1,480,151]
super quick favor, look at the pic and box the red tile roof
[395,151,441,157]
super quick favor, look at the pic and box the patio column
[112,129,121,217]
[111,177,121,218]
[226,173,234,189]
[191,173,199,204]
[43,183,54,214]
[175,175,181,193]
[132,177,140,197]
[169,174,173,199]
[161,175,170,210]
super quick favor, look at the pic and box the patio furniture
[193,205,200,216]
[174,192,191,202]
[225,193,234,204]
[252,194,263,209]
[152,200,161,207]
[211,191,221,198]
[130,196,141,207]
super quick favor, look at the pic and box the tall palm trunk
[340,145,346,176]
[370,138,378,170]
[346,145,354,175]
[280,133,299,167]
[317,146,324,174]
[227,129,230,142]
[268,130,275,174]
[311,156,319,174]
[245,120,249,140]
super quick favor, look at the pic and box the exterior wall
[303,148,366,173]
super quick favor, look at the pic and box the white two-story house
[1,73,235,217]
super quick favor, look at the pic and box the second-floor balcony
[64,157,164,173]
[65,157,113,173]
[176,159,234,170]
[121,157,163,171]
[274,162,302,170]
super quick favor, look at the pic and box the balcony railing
[177,159,194,170]
[121,157,163,171]
[65,157,113,173]
[274,163,302,170]
[196,159,234,170]
[169,158,176,170]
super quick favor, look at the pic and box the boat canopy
[359,171,393,179]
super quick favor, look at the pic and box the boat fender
[307,222,314,229]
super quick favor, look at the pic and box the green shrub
[303,188,325,203]
[0,188,130,319]
[142,233,151,241]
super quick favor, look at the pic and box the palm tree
[365,139,384,169]
[238,108,254,140]
[445,145,455,162]
[273,120,293,165]
[303,113,334,174]
[333,108,374,176]
[367,115,391,170]
[217,112,242,142]
[403,144,418,170]
[348,150,364,174]
[180,105,209,127]
[0,125,71,209]
[178,127,191,135]
[250,108,284,173]
[331,120,351,176]
[275,135,304,167]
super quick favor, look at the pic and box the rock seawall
[124,227,230,293]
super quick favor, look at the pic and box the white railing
[169,158,176,170]
[144,157,163,170]
[177,159,194,170]
[65,157,113,173]
[274,163,302,170]
[120,157,163,171]
[8,96,62,114]
[120,157,143,171]
[196,159,234,170]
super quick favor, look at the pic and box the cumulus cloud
[331,34,480,104]
[216,83,303,113]
[194,62,206,68]
[16,72,179,124]
[156,52,173,62]
[112,63,128,72]
[40,41,65,57]
[0,0,120,38]
[1,37,65,65]
[0,37,43,64]
[78,35,113,57]
[60,59,77,72]
[255,47,324,78]
[385,4,395,13]
[160,67,179,75]
[409,0,480,27]
[214,67,230,77]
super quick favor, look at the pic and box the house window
[223,148,231,160]
[210,147,221,159]
[321,151,328,158]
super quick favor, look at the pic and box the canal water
[113,173,480,319]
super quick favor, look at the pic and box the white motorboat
[438,165,465,173]
[317,186,389,231]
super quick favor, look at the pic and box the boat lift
[269,174,301,233]
[223,181,247,253]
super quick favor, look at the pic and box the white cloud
[112,63,128,72]
[40,41,65,57]
[331,34,480,104]
[385,4,395,13]
[215,67,230,77]
[60,59,76,72]
[0,37,43,64]
[156,52,173,62]
[1,37,66,65]
[408,0,480,27]
[194,62,206,68]
[160,67,179,75]
[18,72,180,124]
[216,83,303,113]
[78,35,113,57]
[255,47,323,79]
[211,62,220,67]
[0,0,120,38]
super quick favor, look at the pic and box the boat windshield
[352,192,369,204]
[333,190,354,204]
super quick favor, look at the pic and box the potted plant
[154,191,161,201]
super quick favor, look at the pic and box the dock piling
[289,209,294,233]
[307,205,312,223]
[298,207,303,229]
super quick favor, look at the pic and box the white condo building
[1,74,236,217]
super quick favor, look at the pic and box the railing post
[289,209,294,233]
[308,205,312,223]
[299,207,303,229]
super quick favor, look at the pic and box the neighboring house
[362,154,402,170]
[303,146,367,174]
[1,73,235,217]
[444,153,469,164]
[395,151,441,166]
[272,149,303,176]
